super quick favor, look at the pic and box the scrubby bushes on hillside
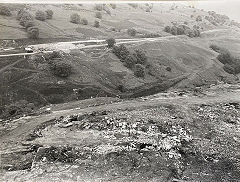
[127,28,137,36]
[211,45,240,75]
[94,20,100,28]
[112,44,130,60]
[95,12,102,19]
[24,21,35,29]
[106,38,116,48]
[134,49,147,65]
[134,64,145,77]
[81,18,88,25]
[19,12,33,27]
[0,6,11,16]
[50,61,72,78]
[70,13,80,24]
[45,9,53,19]
[164,24,200,38]
[124,54,137,68]
[0,100,35,119]
[196,15,202,21]
[35,10,47,21]
[27,26,39,39]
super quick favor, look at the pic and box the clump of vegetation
[94,20,100,28]
[70,13,80,24]
[112,44,130,60]
[103,6,111,15]
[106,38,116,48]
[164,25,200,38]
[134,49,147,65]
[166,67,172,72]
[146,7,150,12]
[210,45,240,75]
[141,33,161,38]
[134,64,145,77]
[50,60,72,78]
[0,6,12,16]
[45,9,53,19]
[94,4,103,11]
[19,11,33,27]
[110,4,116,9]
[0,100,35,119]
[127,28,137,36]
[81,18,88,25]
[95,12,102,19]
[27,26,39,39]
[24,21,35,29]
[124,54,137,68]
[35,10,47,21]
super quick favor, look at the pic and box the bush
[94,20,100,28]
[134,49,147,65]
[17,9,26,20]
[166,67,172,72]
[27,26,39,39]
[50,61,72,77]
[124,54,137,68]
[70,13,80,24]
[177,26,185,35]
[1,100,35,119]
[19,12,33,27]
[0,6,11,16]
[106,38,116,48]
[209,44,223,53]
[110,4,116,9]
[134,64,145,77]
[146,8,150,12]
[217,52,233,64]
[45,9,53,19]
[24,21,35,29]
[127,28,137,36]
[193,29,200,37]
[112,44,130,60]
[171,26,178,35]
[223,64,235,74]
[164,26,171,33]
[81,18,88,25]
[95,12,102,19]
[35,10,47,21]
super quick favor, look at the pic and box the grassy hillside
[0,3,240,118]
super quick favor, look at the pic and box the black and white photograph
[0,0,240,181]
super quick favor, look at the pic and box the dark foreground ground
[1,83,240,182]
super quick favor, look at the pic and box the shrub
[164,26,171,33]
[94,4,103,11]
[171,26,178,35]
[217,52,233,64]
[112,45,130,60]
[110,4,116,9]
[17,9,26,20]
[146,8,150,12]
[127,28,137,36]
[124,54,137,68]
[24,21,35,29]
[134,64,145,77]
[95,12,102,19]
[45,9,53,19]
[184,21,188,25]
[193,29,200,37]
[185,29,194,38]
[70,13,80,24]
[50,61,72,77]
[0,6,11,16]
[177,26,185,35]
[94,20,100,28]
[223,64,235,74]
[81,18,88,25]
[209,44,223,53]
[134,49,147,65]
[106,38,116,48]
[27,26,39,39]
[19,12,33,27]
[166,67,172,72]
[35,10,47,21]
